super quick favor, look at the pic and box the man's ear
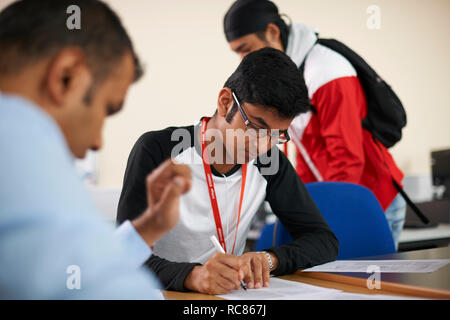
[265,23,281,44]
[217,87,234,118]
[45,47,93,108]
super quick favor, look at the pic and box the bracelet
[263,251,274,272]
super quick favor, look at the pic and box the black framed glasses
[232,92,290,145]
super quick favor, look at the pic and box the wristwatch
[263,251,274,272]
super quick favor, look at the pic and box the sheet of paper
[302,259,450,273]
[217,277,341,300]
[216,278,424,300]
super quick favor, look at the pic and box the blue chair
[255,182,396,259]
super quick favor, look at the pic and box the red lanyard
[200,117,247,255]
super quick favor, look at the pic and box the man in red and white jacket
[224,0,406,249]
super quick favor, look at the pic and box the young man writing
[117,48,339,295]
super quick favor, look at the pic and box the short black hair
[0,0,143,84]
[223,47,309,121]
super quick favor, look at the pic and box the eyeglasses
[232,92,290,145]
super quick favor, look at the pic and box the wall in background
[100,0,450,188]
[1,0,449,188]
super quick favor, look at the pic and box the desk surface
[164,247,450,300]
[308,246,450,293]
[163,273,419,300]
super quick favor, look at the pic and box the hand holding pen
[210,235,247,291]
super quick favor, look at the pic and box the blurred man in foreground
[0,0,190,299]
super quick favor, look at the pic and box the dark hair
[255,18,290,51]
[224,0,290,50]
[223,47,309,121]
[0,0,143,84]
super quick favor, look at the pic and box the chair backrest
[255,182,396,259]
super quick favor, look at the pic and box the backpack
[300,38,407,148]
[299,39,430,225]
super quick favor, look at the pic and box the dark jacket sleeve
[261,148,339,276]
[116,134,155,225]
[144,255,201,291]
[117,129,201,291]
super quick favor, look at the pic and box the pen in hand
[209,235,247,291]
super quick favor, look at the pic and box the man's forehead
[229,34,258,50]
[100,53,135,94]
[110,52,136,80]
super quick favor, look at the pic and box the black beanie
[224,0,281,42]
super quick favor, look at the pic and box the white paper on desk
[302,259,450,273]
[217,277,341,300]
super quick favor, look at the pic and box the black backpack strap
[373,139,430,225]
[392,178,430,224]
[298,40,317,75]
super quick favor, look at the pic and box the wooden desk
[303,247,450,299]
[164,247,450,300]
